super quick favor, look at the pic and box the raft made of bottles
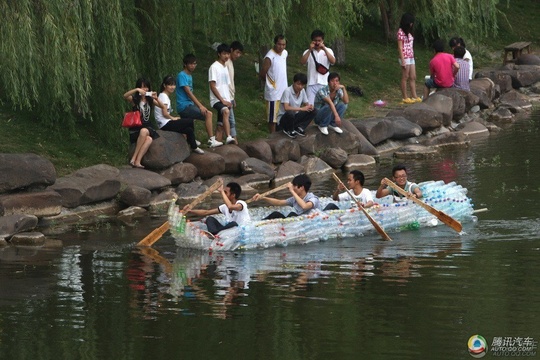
[169,180,476,251]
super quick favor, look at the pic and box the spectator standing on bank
[260,35,288,133]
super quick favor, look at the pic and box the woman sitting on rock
[154,75,204,154]
[123,77,162,168]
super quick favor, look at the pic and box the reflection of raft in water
[170,180,477,252]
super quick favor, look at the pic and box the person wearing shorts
[208,43,235,145]
[260,35,288,133]
[424,39,459,100]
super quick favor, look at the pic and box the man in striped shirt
[452,46,470,91]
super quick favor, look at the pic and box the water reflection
[1,111,540,359]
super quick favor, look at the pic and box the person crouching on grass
[183,182,250,235]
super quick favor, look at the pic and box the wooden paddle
[246,182,290,203]
[332,173,392,241]
[383,178,463,233]
[137,179,223,247]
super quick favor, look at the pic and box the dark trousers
[323,203,340,211]
[161,119,197,149]
[206,216,238,235]
[263,211,299,220]
[280,110,317,132]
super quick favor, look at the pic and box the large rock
[515,54,540,65]
[511,68,540,88]
[351,118,394,145]
[175,181,219,202]
[434,89,467,120]
[0,190,62,216]
[295,122,377,156]
[49,164,122,208]
[240,157,275,179]
[343,154,377,170]
[387,103,443,131]
[235,173,272,187]
[0,214,38,238]
[274,161,305,185]
[489,107,514,123]
[38,200,120,228]
[423,93,454,126]
[119,185,152,207]
[184,151,226,179]
[423,132,469,147]
[266,137,301,163]
[118,168,172,190]
[499,90,533,112]
[160,163,198,185]
[470,78,495,109]
[0,153,56,193]
[241,140,273,164]
[456,121,490,138]
[319,148,348,168]
[299,156,333,175]
[394,144,438,159]
[208,145,249,174]
[134,130,191,170]
[385,116,422,139]
[10,232,46,246]
[475,71,514,93]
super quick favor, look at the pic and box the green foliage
[0,0,514,158]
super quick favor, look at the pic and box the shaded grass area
[1,0,538,175]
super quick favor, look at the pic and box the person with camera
[300,29,336,105]
[123,77,163,168]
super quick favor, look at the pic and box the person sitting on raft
[183,181,250,235]
[376,164,422,202]
[324,170,374,210]
[251,174,320,219]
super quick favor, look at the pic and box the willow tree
[364,0,501,43]
[192,0,361,63]
[0,0,192,148]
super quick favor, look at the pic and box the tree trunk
[333,37,346,65]
[379,1,392,41]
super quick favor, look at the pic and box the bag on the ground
[122,110,142,128]
[311,51,329,75]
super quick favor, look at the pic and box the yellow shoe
[402,98,415,104]
[413,97,422,103]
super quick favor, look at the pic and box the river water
[1,110,539,359]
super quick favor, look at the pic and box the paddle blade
[137,222,170,247]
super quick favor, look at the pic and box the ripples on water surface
[0,112,539,359]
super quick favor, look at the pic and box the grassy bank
[1,1,538,176]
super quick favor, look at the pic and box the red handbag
[122,111,142,128]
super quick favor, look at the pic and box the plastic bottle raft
[168,180,477,251]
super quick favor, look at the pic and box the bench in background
[504,42,532,64]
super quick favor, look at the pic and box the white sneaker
[226,135,235,144]
[318,126,329,135]
[328,125,343,134]
[193,147,204,154]
[207,137,223,148]
[195,140,201,146]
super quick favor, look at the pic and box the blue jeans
[314,103,348,127]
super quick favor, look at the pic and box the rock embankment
[1,61,540,245]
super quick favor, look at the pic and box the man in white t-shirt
[216,41,244,144]
[209,43,235,145]
[183,182,250,235]
[277,73,317,138]
[300,29,336,105]
[324,170,374,210]
[260,35,288,133]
